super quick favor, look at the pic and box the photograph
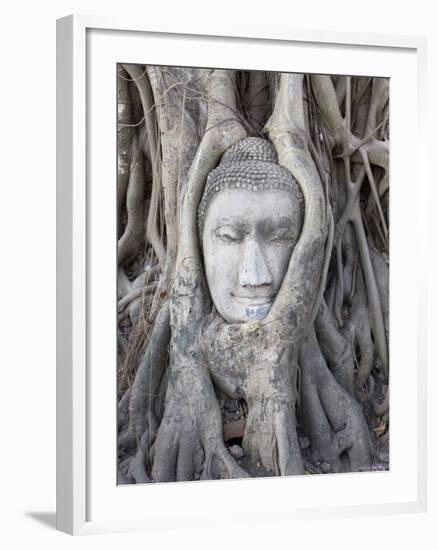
[1,0,433,543]
[116,64,390,484]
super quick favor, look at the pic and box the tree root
[127,301,171,441]
[151,369,249,482]
[123,64,166,267]
[299,327,373,473]
[118,134,146,266]
[117,69,133,238]
[315,299,355,394]
[127,431,151,484]
[350,265,375,385]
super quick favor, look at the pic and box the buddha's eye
[214,225,242,243]
[268,227,294,242]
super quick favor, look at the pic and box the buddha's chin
[240,302,272,322]
[215,300,275,324]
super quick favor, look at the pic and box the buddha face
[202,189,303,324]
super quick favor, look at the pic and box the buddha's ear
[263,73,331,343]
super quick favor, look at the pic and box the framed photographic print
[56,15,427,535]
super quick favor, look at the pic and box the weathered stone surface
[200,137,304,324]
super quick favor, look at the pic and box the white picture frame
[56,14,428,535]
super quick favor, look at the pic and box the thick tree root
[201,312,304,476]
[118,134,146,266]
[350,266,375,386]
[299,327,373,473]
[127,301,171,440]
[315,299,355,395]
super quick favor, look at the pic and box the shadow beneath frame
[25,511,57,530]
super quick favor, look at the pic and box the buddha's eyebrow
[261,216,296,229]
[212,217,249,229]
[269,216,294,225]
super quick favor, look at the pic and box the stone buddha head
[198,137,304,324]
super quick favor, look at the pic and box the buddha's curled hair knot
[198,137,304,236]
[221,137,279,164]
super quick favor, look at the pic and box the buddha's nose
[239,239,273,287]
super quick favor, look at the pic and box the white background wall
[0,1,436,548]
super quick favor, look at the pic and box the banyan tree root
[151,356,249,482]
[118,65,210,403]
[118,133,146,267]
[117,69,133,238]
[127,301,171,440]
[350,265,375,386]
[314,298,355,395]
[310,75,388,380]
[201,312,304,475]
[298,327,373,473]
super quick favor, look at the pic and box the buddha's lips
[231,293,276,306]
